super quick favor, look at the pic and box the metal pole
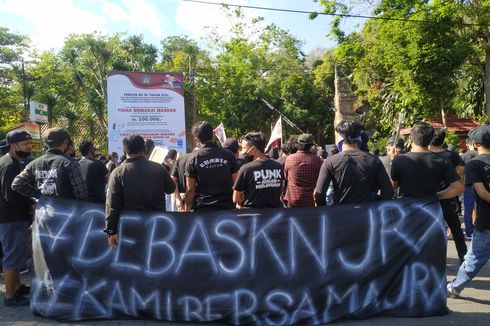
[260,98,304,134]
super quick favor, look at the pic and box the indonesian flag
[265,117,282,152]
[213,122,227,145]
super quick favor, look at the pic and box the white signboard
[30,101,48,124]
[107,71,186,157]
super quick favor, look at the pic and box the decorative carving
[334,66,362,143]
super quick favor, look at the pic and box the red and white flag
[213,122,227,145]
[265,117,282,152]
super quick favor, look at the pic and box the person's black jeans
[440,198,468,263]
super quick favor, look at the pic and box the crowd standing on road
[0,119,489,307]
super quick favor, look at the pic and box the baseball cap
[6,130,32,145]
[386,136,404,150]
[298,133,314,144]
[43,128,70,147]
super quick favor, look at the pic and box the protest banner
[31,197,447,324]
[107,71,186,157]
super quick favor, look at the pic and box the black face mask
[244,153,254,163]
[15,150,31,158]
[243,146,255,163]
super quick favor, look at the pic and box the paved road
[1,237,488,325]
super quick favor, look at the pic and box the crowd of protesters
[1,119,489,306]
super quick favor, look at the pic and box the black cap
[6,130,32,145]
[43,128,70,147]
[386,136,404,150]
[468,125,490,146]
[298,133,314,144]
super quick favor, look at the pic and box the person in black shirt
[314,120,394,206]
[185,121,238,212]
[428,128,467,262]
[233,132,283,208]
[462,137,478,238]
[448,125,490,297]
[0,131,34,306]
[171,152,190,211]
[106,152,118,173]
[391,122,464,199]
[391,122,465,259]
[379,136,404,180]
[12,128,88,201]
[223,138,247,170]
[78,140,109,203]
[105,135,175,248]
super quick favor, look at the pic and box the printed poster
[107,71,186,156]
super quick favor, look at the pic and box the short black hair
[243,132,266,153]
[335,120,362,144]
[410,122,435,147]
[145,139,155,155]
[192,121,213,143]
[166,149,178,160]
[78,140,94,156]
[431,128,446,146]
[298,142,313,152]
[123,134,146,155]
[282,138,298,155]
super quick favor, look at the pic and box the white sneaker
[447,283,461,298]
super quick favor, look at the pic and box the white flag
[265,117,282,152]
[213,122,227,145]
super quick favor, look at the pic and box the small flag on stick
[213,122,227,145]
[265,117,282,152]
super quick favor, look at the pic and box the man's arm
[437,179,465,200]
[471,182,490,203]
[12,166,41,199]
[162,168,176,195]
[233,190,245,208]
[184,177,196,212]
[232,168,245,208]
[172,176,184,211]
[68,162,88,200]
[314,162,330,206]
[105,171,123,247]
[376,161,394,200]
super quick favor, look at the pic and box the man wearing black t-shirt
[185,121,238,212]
[462,138,478,238]
[428,128,467,262]
[391,122,465,259]
[78,140,109,203]
[448,125,490,297]
[314,120,393,206]
[233,132,283,208]
[104,135,175,247]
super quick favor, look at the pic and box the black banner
[31,197,448,324]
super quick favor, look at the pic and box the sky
[0,0,365,55]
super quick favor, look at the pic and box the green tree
[315,0,472,136]
[197,9,334,143]
[0,26,29,136]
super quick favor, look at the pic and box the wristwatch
[103,228,117,236]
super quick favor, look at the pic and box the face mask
[244,146,255,162]
[15,149,31,158]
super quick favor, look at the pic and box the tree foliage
[0,27,28,137]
